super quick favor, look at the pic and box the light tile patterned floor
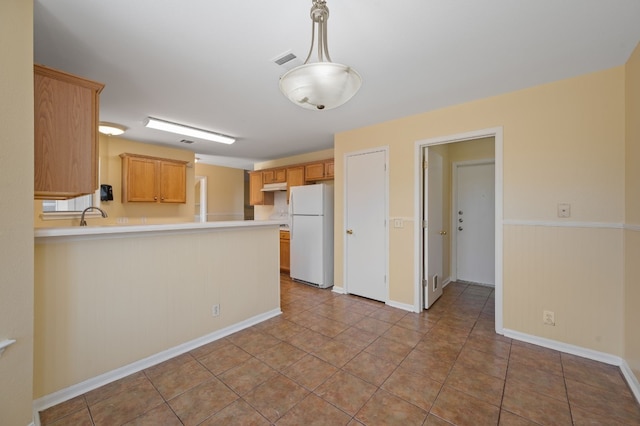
[40,275,640,425]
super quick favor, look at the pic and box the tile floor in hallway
[40,276,640,425]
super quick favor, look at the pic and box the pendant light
[279,0,361,110]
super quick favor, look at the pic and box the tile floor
[40,276,640,425]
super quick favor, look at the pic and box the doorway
[195,175,207,222]
[453,161,495,285]
[344,148,388,302]
[414,128,503,333]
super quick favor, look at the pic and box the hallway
[39,277,640,425]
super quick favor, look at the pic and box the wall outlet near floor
[543,310,555,326]
[212,304,220,317]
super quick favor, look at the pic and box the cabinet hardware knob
[458,226,463,231]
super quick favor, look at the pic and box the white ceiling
[34,1,640,170]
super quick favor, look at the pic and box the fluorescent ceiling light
[143,117,235,144]
[99,122,127,136]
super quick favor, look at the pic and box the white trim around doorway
[413,127,504,334]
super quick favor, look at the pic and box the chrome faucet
[80,206,108,226]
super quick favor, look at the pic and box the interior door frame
[414,127,504,334]
[451,159,495,284]
[342,146,389,300]
[195,175,207,223]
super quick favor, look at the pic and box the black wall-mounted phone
[100,184,113,201]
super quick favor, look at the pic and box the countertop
[35,220,286,240]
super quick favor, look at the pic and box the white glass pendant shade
[280,62,361,110]
[279,0,361,110]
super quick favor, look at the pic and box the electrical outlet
[393,219,404,228]
[212,304,220,317]
[543,310,555,326]
[557,203,571,218]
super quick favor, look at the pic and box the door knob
[458,226,463,231]
[346,229,353,235]
[439,231,447,235]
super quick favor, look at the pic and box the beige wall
[34,135,196,227]
[194,163,245,221]
[34,226,280,398]
[625,43,640,378]
[335,66,627,355]
[0,1,35,424]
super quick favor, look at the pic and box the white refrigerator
[289,183,334,288]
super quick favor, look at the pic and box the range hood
[261,182,287,192]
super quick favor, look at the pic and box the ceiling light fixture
[143,117,235,145]
[279,0,361,111]
[99,122,127,136]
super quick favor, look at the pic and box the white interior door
[456,162,495,285]
[345,150,387,302]
[424,148,445,308]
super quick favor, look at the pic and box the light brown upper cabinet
[249,171,274,206]
[120,153,187,203]
[286,166,304,203]
[249,159,333,205]
[34,64,104,199]
[304,160,334,182]
[263,168,286,184]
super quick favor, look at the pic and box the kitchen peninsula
[33,220,282,402]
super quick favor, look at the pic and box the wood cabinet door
[124,156,158,202]
[250,171,274,205]
[304,163,325,181]
[286,167,305,203]
[280,231,290,273]
[264,169,286,184]
[34,65,104,199]
[325,161,334,178]
[160,161,186,203]
[262,170,275,184]
[273,169,287,183]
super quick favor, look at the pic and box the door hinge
[422,220,427,228]
[423,160,428,169]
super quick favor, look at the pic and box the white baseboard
[331,286,345,294]
[32,308,282,420]
[503,328,640,404]
[386,299,416,312]
[620,361,640,404]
